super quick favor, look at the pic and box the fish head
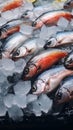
[12,46,27,60]
[22,63,37,80]
[44,38,57,49]
[55,88,70,104]
[32,19,43,29]
[21,10,30,19]
[64,52,73,70]
[32,79,47,95]
[64,0,72,9]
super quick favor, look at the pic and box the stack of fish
[0,0,73,121]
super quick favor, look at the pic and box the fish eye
[32,21,37,27]
[24,68,29,75]
[44,40,52,49]
[15,49,20,56]
[32,85,37,92]
[68,58,73,64]
[56,92,62,100]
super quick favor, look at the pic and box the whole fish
[1,32,28,58]
[12,37,41,60]
[64,0,73,9]
[44,31,73,49]
[22,49,68,80]
[32,66,73,95]
[0,0,24,13]
[32,10,73,29]
[55,77,73,104]
[64,51,73,70]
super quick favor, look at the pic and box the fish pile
[0,0,73,121]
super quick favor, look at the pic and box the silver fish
[55,77,73,104]
[1,32,28,58]
[64,51,73,70]
[12,37,41,60]
[32,66,73,95]
[64,0,73,9]
[44,31,73,49]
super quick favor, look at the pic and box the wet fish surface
[12,37,43,60]
[22,49,68,80]
[64,0,73,9]
[1,32,28,58]
[32,10,73,29]
[55,77,73,104]
[44,31,73,49]
[32,66,73,95]
[64,51,73,70]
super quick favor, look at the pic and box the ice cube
[47,26,62,38]
[20,24,33,35]
[27,94,37,104]
[14,95,26,108]
[1,80,11,95]
[1,11,15,21]
[14,81,31,95]
[0,70,6,83]
[14,59,26,73]
[30,101,42,116]
[8,105,23,121]
[12,8,22,19]
[37,38,46,48]
[57,17,69,30]
[38,94,53,113]
[40,25,48,40]
[2,58,15,71]
[3,94,15,108]
[24,1,33,11]
[0,17,7,27]
[0,101,7,116]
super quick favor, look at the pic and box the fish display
[32,10,73,29]
[12,37,42,60]
[22,49,67,80]
[1,32,28,58]
[44,31,73,48]
[0,0,24,13]
[64,51,73,70]
[55,77,73,104]
[32,66,73,95]
[64,0,73,9]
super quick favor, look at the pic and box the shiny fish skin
[64,51,73,70]
[44,31,73,48]
[0,0,24,13]
[32,10,73,29]
[12,37,40,60]
[1,32,28,58]
[55,77,73,104]
[32,66,73,95]
[64,0,73,9]
[22,49,68,80]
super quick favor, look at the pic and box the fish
[22,49,68,80]
[32,66,73,95]
[64,51,73,70]
[55,77,73,104]
[44,31,73,49]
[64,0,73,9]
[12,37,40,60]
[0,0,24,13]
[0,19,25,39]
[1,32,28,58]
[32,10,73,29]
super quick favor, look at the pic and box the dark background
[0,115,73,130]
